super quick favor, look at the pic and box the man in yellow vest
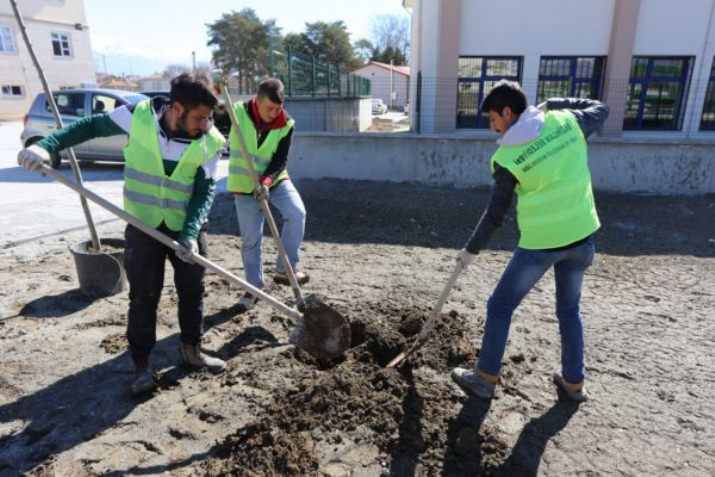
[227,78,308,311]
[18,73,227,394]
[450,80,609,402]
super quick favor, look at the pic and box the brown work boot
[274,269,309,286]
[131,356,157,395]
[179,343,226,374]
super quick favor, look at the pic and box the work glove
[253,183,269,202]
[456,248,477,269]
[536,101,548,112]
[253,177,272,202]
[18,145,50,172]
[176,238,198,263]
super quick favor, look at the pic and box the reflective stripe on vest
[491,110,600,249]
[122,100,225,231]
[227,104,294,193]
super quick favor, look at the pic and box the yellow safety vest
[227,103,294,193]
[491,110,600,249]
[123,100,225,231]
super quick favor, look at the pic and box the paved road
[0,121,229,248]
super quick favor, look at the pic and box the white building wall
[0,0,96,120]
[416,0,443,132]
[354,64,409,109]
[459,0,615,102]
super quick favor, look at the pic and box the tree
[206,8,281,93]
[283,21,359,69]
[368,14,410,65]
[373,45,407,66]
[162,64,190,79]
[353,38,375,65]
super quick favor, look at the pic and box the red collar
[251,97,287,132]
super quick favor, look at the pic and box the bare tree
[162,64,190,79]
[368,14,410,64]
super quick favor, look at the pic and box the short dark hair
[169,73,218,111]
[480,80,527,116]
[257,77,285,104]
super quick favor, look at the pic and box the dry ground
[0,179,713,476]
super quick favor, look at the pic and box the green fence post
[287,46,293,96]
[311,55,316,97]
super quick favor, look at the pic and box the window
[457,57,522,129]
[624,56,693,131]
[91,94,121,114]
[46,92,85,116]
[1,85,24,97]
[700,58,715,131]
[537,56,606,104]
[51,32,72,57]
[0,26,16,54]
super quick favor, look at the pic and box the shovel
[35,165,351,360]
[386,260,466,368]
[219,83,308,311]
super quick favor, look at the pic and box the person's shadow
[491,398,581,476]
[440,395,579,476]
[389,368,425,476]
[0,304,276,475]
[441,396,493,475]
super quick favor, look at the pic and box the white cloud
[90,33,212,65]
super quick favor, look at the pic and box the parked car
[21,89,149,168]
[140,90,170,100]
[371,98,388,115]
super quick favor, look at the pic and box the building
[404,0,715,138]
[353,61,410,110]
[0,0,96,120]
[137,74,170,93]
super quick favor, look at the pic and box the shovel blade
[290,295,350,360]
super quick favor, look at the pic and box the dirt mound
[204,302,510,476]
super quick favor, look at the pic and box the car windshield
[121,93,151,105]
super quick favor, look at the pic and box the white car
[371,98,388,115]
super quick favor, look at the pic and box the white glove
[536,101,548,112]
[18,145,50,172]
[456,248,477,269]
[176,238,198,263]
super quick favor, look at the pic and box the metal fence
[270,47,370,97]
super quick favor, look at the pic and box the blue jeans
[477,236,595,384]
[234,180,306,289]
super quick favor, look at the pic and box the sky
[84,0,410,77]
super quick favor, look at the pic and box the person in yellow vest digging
[227,78,309,311]
[450,80,609,402]
[18,74,227,394]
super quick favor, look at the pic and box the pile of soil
[204,303,510,476]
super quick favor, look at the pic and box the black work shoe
[131,357,157,394]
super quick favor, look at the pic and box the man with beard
[18,73,227,394]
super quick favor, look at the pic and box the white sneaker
[237,292,259,311]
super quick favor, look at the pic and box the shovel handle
[40,165,303,322]
[418,261,465,341]
[219,84,305,308]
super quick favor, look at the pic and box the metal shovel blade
[290,295,351,360]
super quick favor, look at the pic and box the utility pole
[102,54,107,76]
[390,59,394,110]
[192,51,196,75]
